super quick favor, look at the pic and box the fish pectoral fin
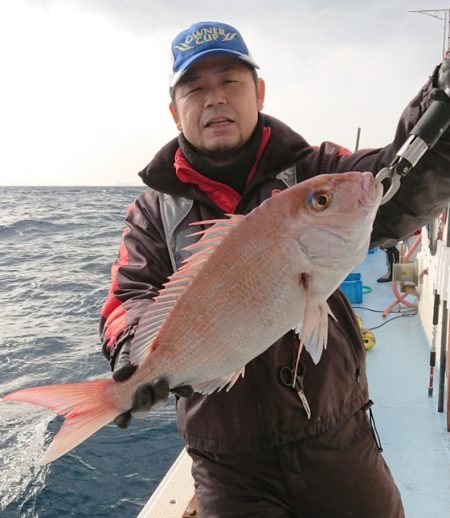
[292,303,337,344]
[192,366,246,395]
[300,301,333,364]
[292,272,335,368]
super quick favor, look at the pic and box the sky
[0,0,447,186]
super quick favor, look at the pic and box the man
[100,21,450,517]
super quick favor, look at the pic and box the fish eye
[308,191,333,211]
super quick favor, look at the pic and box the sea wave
[0,186,183,518]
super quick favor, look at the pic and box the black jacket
[100,70,450,453]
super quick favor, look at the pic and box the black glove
[112,340,193,429]
[437,56,450,91]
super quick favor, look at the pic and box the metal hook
[375,167,402,205]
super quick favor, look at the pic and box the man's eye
[187,87,202,95]
[180,87,202,99]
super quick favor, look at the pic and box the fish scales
[136,211,308,391]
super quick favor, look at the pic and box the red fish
[3,171,382,464]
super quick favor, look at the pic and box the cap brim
[170,49,259,89]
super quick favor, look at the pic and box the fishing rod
[448,315,450,430]
[429,240,443,398]
[438,208,450,412]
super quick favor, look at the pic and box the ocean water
[0,186,184,517]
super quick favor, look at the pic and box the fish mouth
[359,172,383,208]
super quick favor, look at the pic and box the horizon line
[0,184,145,188]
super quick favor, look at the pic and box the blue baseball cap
[170,21,259,88]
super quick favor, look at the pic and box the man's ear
[169,102,182,131]
[256,78,265,111]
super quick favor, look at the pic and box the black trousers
[188,410,404,518]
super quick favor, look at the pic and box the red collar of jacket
[138,114,311,199]
[174,126,271,213]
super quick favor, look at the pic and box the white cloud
[0,0,445,185]
[0,1,176,185]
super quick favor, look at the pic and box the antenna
[354,127,361,151]
[409,7,450,58]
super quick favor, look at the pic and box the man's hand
[112,340,137,382]
[112,340,193,429]
[437,56,450,91]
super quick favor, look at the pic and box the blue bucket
[340,273,363,304]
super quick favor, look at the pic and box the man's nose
[203,86,227,107]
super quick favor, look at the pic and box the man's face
[169,56,265,160]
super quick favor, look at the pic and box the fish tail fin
[3,379,122,464]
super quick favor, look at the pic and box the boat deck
[357,249,450,518]
[138,248,450,518]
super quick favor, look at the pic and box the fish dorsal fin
[184,214,245,251]
[130,214,245,367]
[192,365,246,395]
